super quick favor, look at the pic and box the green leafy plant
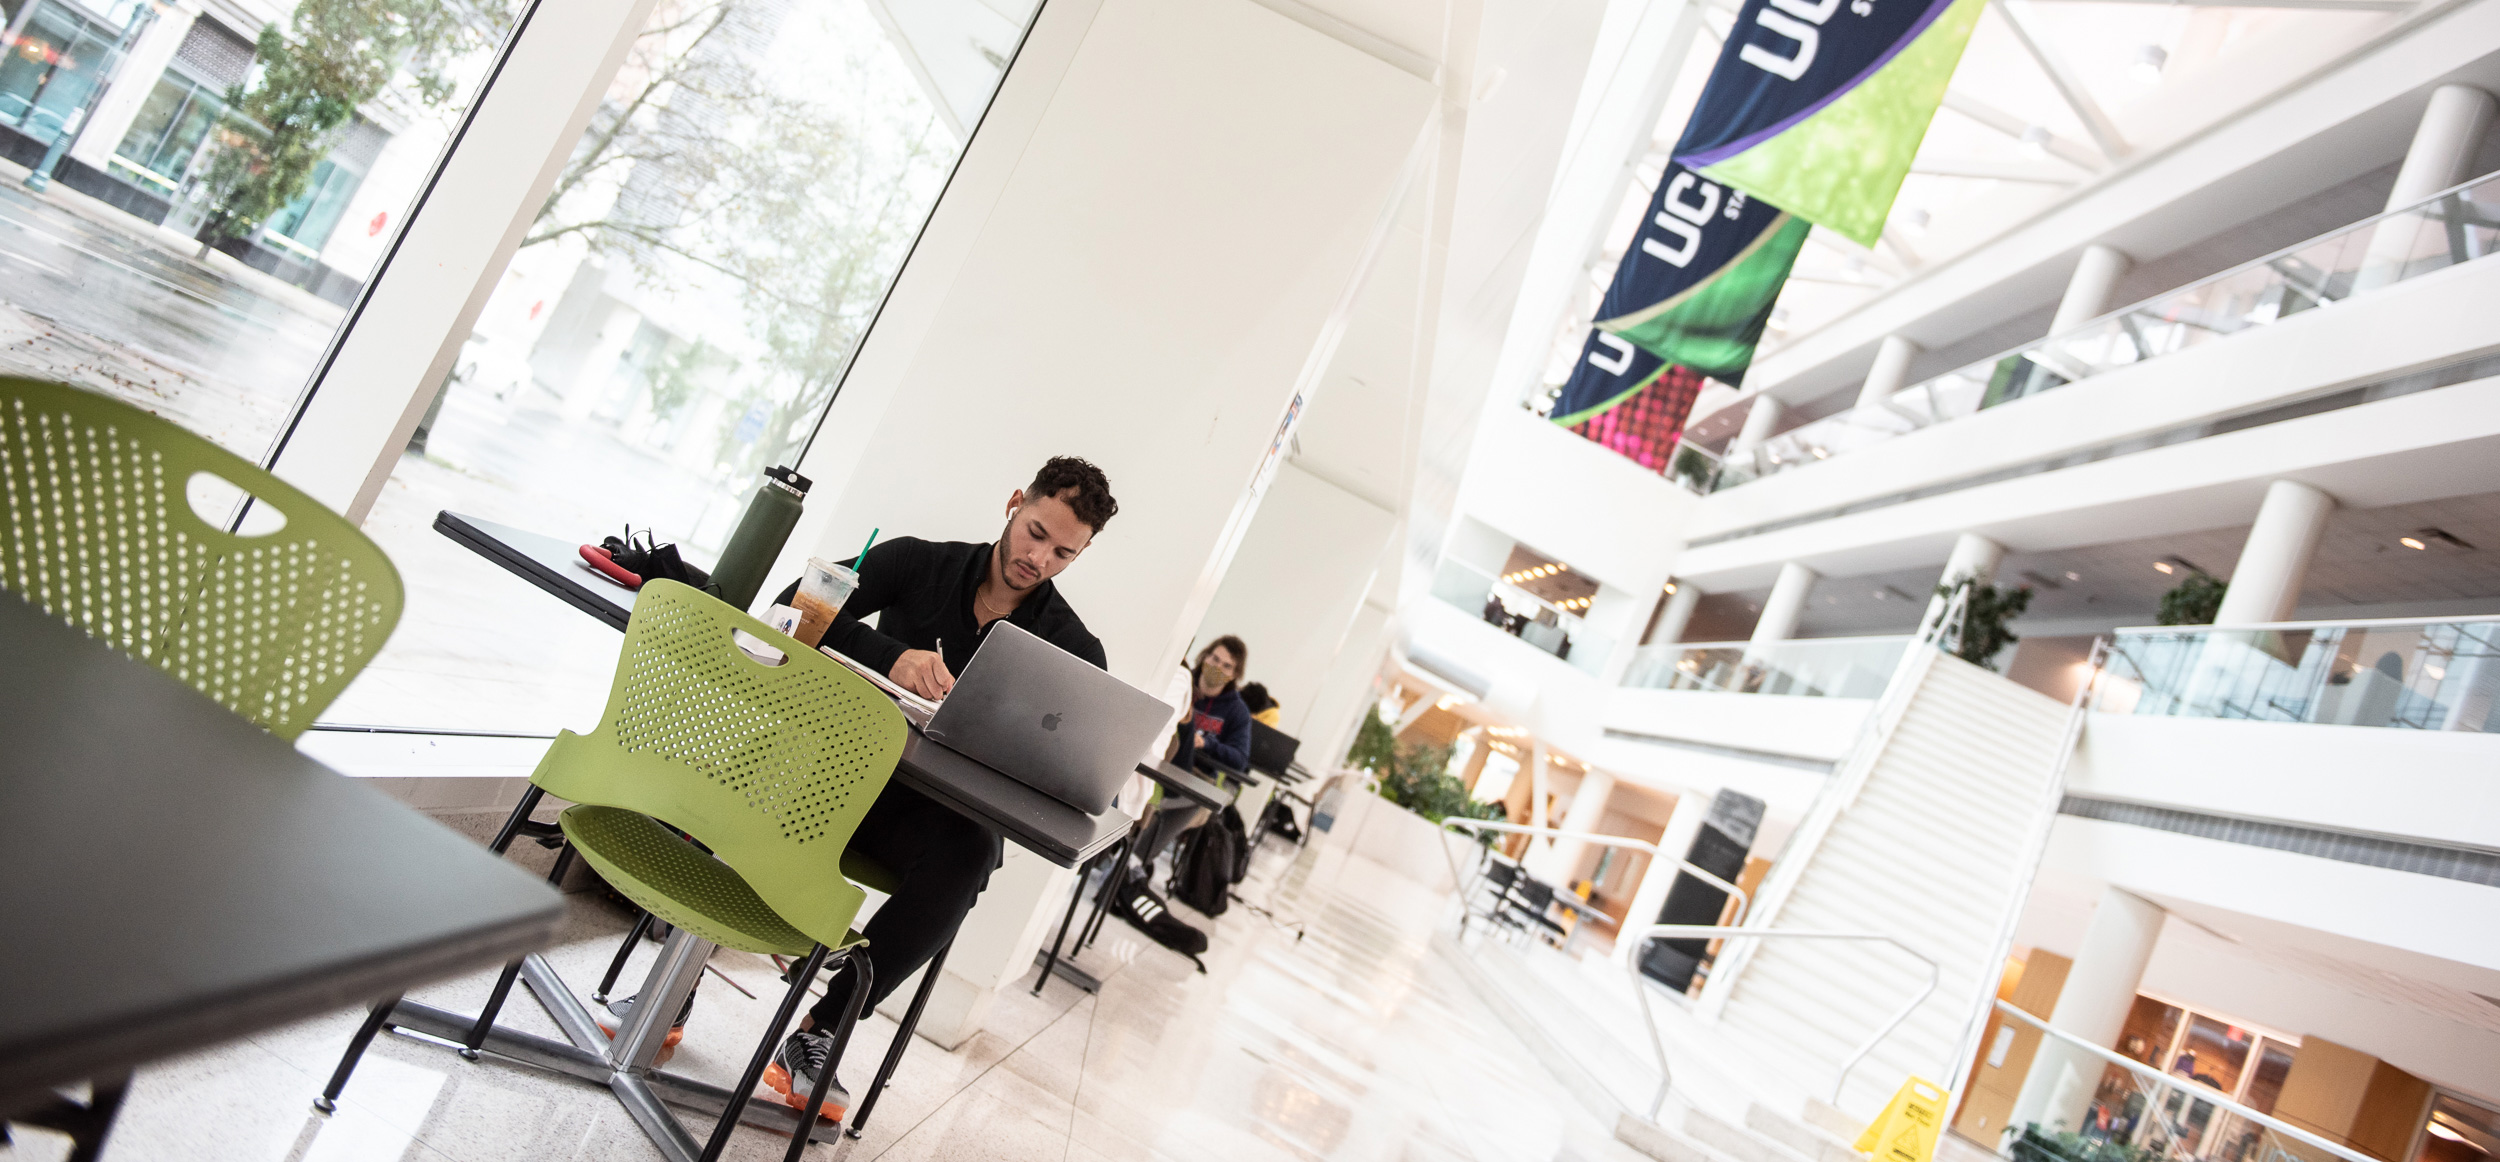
[2157,570,2228,626]
[1935,580,2033,670]
[196,0,477,250]
[1345,704,1397,777]
[1670,446,1715,490]
[1344,708,1503,831]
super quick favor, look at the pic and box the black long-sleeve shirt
[772,536,1105,679]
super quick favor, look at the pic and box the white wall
[1458,407,1696,596]
[1192,460,1397,740]
[2072,714,2500,851]
[778,0,1434,693]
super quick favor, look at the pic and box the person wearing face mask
[1122,637,1253,883]
[602,457,1117,1127]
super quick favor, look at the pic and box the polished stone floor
[5,827,1654,1162]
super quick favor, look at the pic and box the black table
[427,510,1128,1151]
[437,511,1128,867]
[0,593,565,1125]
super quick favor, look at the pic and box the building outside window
[0,0,133,146]
[107,66,222,196]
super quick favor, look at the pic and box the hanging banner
[1551,330,1667,428]
[1671,0,1985,248]
[1586,161,1808,389]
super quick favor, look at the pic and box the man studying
[605,456,1118,1122]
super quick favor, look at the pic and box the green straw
[855,527,879,567]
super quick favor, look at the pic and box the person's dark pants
[1134,801,1206,871]
[805,783,999,1029]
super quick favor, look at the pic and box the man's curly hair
[1028,456,1118,533]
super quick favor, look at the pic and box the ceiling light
[2154,561,2175,574]
[1663,581,1678,594]
[2401,536,2427,550]
[2019,126,2051,158]
[2130,44,2167,84]
[1903,207,1931,235]
[2427,665,2446,681]
[2065,571,2081,581]
[2428,1124,2466,1144]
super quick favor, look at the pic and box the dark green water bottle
[711,465,809,612]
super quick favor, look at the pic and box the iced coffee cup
[791,557,857,647]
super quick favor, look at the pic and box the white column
[1728,393,1785,460]
[1652,582,1700,645]
[1854,335,1922,414]
[1920,532,2006,635]
[2048,244,2134,335]
[1750,562,1818,646]
[2356,85,2498,293]
[2385,84,2498,207]
[2214,480,2335,626]
[1616,790,1709,966]
[2010,887,2164,1135]
[1540,767,1617,885]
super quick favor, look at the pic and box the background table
[0,592,565,1109]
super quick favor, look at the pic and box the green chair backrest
[0,378,403,739]
[532,580,907,951]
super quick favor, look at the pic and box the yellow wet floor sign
[1852,1077,1946,1162]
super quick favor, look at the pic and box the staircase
[1701,646,2073,1121]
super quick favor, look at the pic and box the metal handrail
[1434,818,1751,933]
[1624,924,1938,1119]
[1988,1001,2379,1162]
[2110,612,2500,634]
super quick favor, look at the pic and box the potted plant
[1934,580,2033,671]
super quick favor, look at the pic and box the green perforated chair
[315,580,907,1162]
[0,377,402,738]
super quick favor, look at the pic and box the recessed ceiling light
[2065,571,2081,581]
[2019,125,2052,158]
[2400,536,2427,550]
[2427,1124,2466,1144]
[2427,665,2447,681]
[2154,561,2175,574]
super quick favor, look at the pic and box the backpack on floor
[1111,873,1207,971]
[1218,804,1252,885]
[1169,819,1237,917]
[1259,796,1302,845]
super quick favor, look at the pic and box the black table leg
[844,941,948,1138]
[1080,829,1137,951]
[1030,853,1101,997]
[11,1070,131,1162]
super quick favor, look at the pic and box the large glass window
[321,0,1035,733]
[1,0,520,455]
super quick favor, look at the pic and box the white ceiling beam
[1941,90,2105,171]
[1910,155,2090,183]
[1993,0,2132,162]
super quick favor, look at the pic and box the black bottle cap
[764,465,812,495]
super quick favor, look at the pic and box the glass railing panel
[1697,171,2500,493]
[2094,618,2500,732]
[1431,557,1613,671]
[1621,636,1907,698]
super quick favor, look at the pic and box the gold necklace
[975,586,1017,622]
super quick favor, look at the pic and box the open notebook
[819,646,939,726]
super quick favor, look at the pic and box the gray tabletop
[0,593,565,1106]
[1139,761,1235,812]
[434,511,1128,868]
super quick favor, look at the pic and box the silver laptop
[920,621,1171,815]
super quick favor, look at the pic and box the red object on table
[579,545,641,589]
